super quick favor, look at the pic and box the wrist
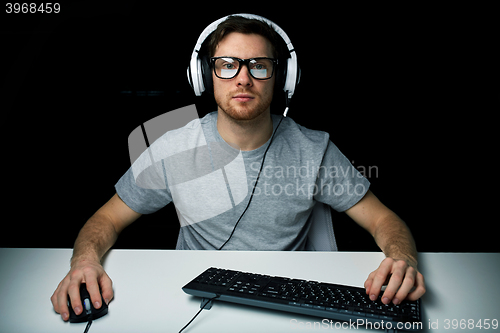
[387,254,418,269]
[70,254,101,268]
[384,244,418,267]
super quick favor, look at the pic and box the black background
[1,2,497,252]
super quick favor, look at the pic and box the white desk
[0,249,498,332]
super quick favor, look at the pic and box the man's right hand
[51,259,113,321]
[51,194,140,321]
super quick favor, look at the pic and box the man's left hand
[364,257,426,305]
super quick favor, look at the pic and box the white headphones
[187,13,300,103]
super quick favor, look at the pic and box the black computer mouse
[68,283,108,323]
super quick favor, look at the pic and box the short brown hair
[206,15,286,59]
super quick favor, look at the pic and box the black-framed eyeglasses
[210,57,278,80]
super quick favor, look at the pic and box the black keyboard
[182,267,422,332]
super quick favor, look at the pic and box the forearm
[373,213,418,267]
[71,213,119,267]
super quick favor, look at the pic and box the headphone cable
[218,112,286,250]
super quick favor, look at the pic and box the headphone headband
[188,14,300,100]
[192,14,294,54]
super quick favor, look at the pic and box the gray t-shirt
[115,111,370,250]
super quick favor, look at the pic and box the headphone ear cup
[187,66,193,89]
[188,55,205,96]
[283,53,299,96]
[201,56,213,95]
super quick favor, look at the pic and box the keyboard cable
[178,296,218,333]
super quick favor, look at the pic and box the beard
[215,88,273,122]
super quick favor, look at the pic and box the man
[51,15,425,321]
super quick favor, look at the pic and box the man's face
[212,32,275,121]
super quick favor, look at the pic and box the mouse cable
[83,320,92,333]
[83,315,93,333]
[217,113,285,250]
[178,296,218,333]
